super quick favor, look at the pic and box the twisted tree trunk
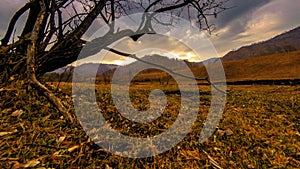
[0,0,228,122]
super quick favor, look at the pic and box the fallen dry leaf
[23,159,40,168]
[105,164,113,169]
[42,114,51,121]
[68,145,80,152]
[225,129,234,136]
[0,129,18,137]
[58,136,66,143]
[13,159,40,168]
[11,110,24,117]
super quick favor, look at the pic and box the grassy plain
[0,82,300,168]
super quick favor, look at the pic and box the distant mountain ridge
[53,63,118,75]
[222,26,300,61]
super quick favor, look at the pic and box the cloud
[213,0,272,28]
[210,0,300,56]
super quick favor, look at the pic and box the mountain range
[49,25,300,83]
[222,26,300,61]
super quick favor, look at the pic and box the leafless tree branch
[104,46,227,94]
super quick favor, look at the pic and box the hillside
[188,50,300,84]
[109,51,300,84]
[222,50,300,81]
[222,26,300,61]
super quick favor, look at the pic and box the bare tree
[0,0,229,122]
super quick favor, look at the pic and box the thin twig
[201,149,223,169]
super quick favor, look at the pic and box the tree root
[30,76,74,123]
[25,0,74,123]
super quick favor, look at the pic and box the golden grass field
[1,81,300,168]
[124,50,300,83]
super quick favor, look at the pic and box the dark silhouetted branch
[1,2,32,46]
[104,47,227,94]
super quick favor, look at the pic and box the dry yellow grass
[1,81,300,168]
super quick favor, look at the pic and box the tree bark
[26,0,74,122]
[21,0,41,37]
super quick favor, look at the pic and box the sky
[1,0,300,65]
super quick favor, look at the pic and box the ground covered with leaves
[0,82,300,168]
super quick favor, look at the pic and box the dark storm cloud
[210,0,300,56]
[208,0,273,42]
[215,0,272,28]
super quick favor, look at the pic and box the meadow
[0,82,300,168]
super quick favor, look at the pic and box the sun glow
[163,52,180,59]
[185,52,194,60]
[162,51,199,62]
